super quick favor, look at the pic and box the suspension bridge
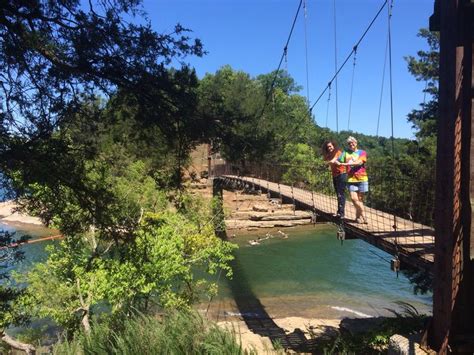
[211,163,434,274]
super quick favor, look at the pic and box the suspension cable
[303,0,311,108]
[259,0,304,118]
[347,45,358,131]
[310,0,388,112]
[325,83,332,128]
[376,33,389,137]
[387,0,398,236]
[333,0,339,133]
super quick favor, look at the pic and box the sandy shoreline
[0,201,43,226]
[217,316,341,354]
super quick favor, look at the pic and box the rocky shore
[189,179,314,231]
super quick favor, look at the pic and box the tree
[198,66,317,166]
[1,231,35,353]
[197,65,264,163]
[18,194,236,334]
[0,1,238,343]
[0,0,206,199]
[404,29,439,139]
[0,0,203,138]
[280,143,327,189]
[256,69,303,96]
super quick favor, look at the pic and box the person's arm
[338,150,366,166]
[341,159,362,166]
[325,150,341,165]
[343,150,366,166]
[333,151,344,165]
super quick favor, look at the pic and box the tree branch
[1,332,36,355]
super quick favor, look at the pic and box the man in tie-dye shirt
[337,136,369,224]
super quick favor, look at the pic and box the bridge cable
[347,45,358,131]
[325,83,332,128]
[386,0,401,274]
[387,0,398,234]
[214,0,305,159]
[278,1,388,156]
[376,33,389,137]
[333,0,339,132]
[303,0,311,107]
[258,0,303,120]
[309,0,388,112]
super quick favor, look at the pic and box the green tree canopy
[198,66,317,165]
[404,29,439,139]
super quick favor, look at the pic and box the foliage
[0,230,29,333]
[17,208,236,334]
[52,311,255,355]
[1,3,231,337]
[404,29,439,139]
[280,143,320,187]
[198,66,317,164]
[0,0,203,140]
[0,0,209,217]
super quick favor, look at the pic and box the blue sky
[142,0,435,139]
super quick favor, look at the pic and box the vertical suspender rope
[387,0,399,274]
[347,46,358,131]
[303,0,311,107]
[291,182,296,214]
[376,33,389,137]
[333,0,339,133]
[311,189,317,224]
[266,165,271,199]
[325,83,332,128]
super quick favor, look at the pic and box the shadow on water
[222,233,336,353]
[229,251,299,351]
[212,180,336,352]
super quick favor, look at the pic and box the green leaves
[404,29,439,139]
[198,66,315,164]
[19,198,236,333]
[280,143,328,190]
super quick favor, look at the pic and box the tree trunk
[1,333,36,355]
[81,310,91,334]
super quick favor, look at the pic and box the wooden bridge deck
[218,175,435,273]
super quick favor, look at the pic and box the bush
[53,311,255,355]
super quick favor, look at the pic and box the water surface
[205,224,432,320]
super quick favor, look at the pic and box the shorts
[348,181,369,193]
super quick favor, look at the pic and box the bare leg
[350,191,363,219]
[357,192,367,222]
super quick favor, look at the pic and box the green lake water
[204,224,432,320]
[2,222,432,322]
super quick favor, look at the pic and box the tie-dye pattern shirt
[338,149,368,182]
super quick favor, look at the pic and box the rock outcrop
[223,189,313,230]
[187,178,314,231]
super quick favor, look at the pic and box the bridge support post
[212,178,226,239]
[429,0,474,353]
